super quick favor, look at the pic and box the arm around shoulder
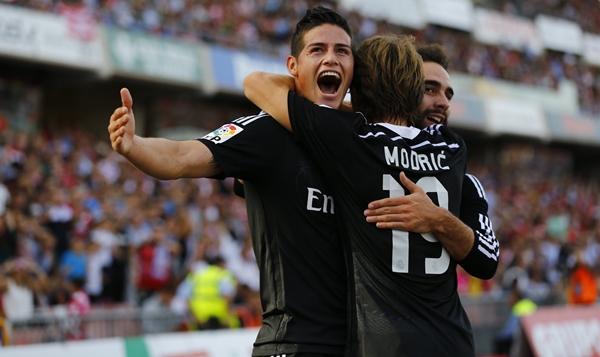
[243,72,294,131]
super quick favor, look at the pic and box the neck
[378,116,408,126]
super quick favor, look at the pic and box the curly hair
[351,34,424,125]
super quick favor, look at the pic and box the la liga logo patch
[202,124,243,144]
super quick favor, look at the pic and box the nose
[323,47,339,65]
[435,94,450,112]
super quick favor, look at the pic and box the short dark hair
[351,34,424,125]
[290,6,353,58]
[206,255,225,266]
[416,43,450,70]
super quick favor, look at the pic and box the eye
[337,48,350,55]
[425,87,434,94]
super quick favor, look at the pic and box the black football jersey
[458,173,499,279]
[199,112,347,356]
[288,92,475,357]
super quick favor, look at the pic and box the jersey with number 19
[288,92,475,357]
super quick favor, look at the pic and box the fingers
[121,88,133,110]
[367,196,404,210]
[108,108,130,151]
[374,222,406,230]
[109,109,129,130]
[364,212,409,230]
[364,205,400,217]
[108,114,129,142]
[399,172,418,193]
[365,212,402,223]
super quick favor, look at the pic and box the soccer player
[109,6,354,357]
[363,43,499,280]
[244,35,475,356]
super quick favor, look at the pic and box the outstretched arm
[364,172,474,261]
[243,72,295,131]
[108,88,221,179]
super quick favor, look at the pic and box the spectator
[86,218,118,303]
[43,188,74,261]
[186,255,237,330]
[566,247,598,305]
[0,286,9,346]
[493,282,537,355]
[0,211,17,264]
[59,238,88,282]
[231,284,261,328]
[0,257,47,321]
[101,245,127,303]
[67,277,91,317]
[135,223,179,304]
[124,211,152,247]
[141,283,181,334]
[65,277,90,340]
[522,257,552,304]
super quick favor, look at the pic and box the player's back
[288,94,474,356]
[342,123,473,357]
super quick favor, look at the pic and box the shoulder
[229,111,276,128]
[421,124,464,145]
[215,111,279,133]
[200,112,283,143]
[464,173,487,201]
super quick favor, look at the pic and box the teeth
[428,116,441,123]
[319,71,340,79]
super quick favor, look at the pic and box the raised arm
[108,88,221,179]
[243,72,295,132]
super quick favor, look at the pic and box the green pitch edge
[124,337,150,357]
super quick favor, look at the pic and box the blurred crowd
[462,145,599,307]
[2,0,600,116]
[0,127,262,340]
[0,126,598,338]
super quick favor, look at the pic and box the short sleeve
[199,113,286,181]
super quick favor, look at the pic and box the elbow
[478,264,498,280]
[461,260,499,280]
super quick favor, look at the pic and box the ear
[287,56,298,77]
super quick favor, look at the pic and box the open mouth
[426,115,442,124]
[423,110,446,125]
[317,71,341,96]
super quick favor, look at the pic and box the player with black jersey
[109,7,355,357]
[244,35,475,356]
[364,43,499,280]
[201,112,348,356]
